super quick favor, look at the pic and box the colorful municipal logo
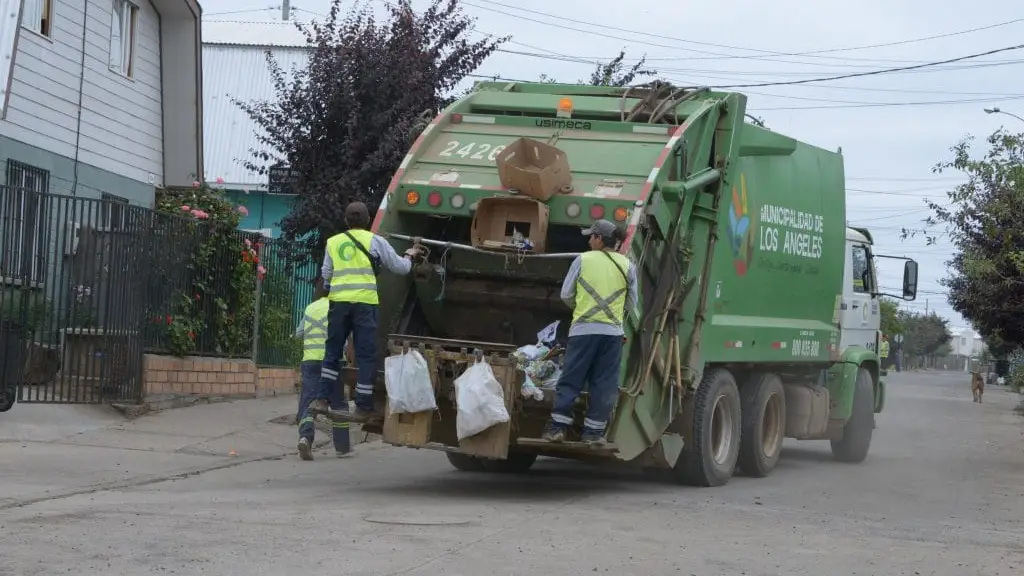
[728,174,755,276]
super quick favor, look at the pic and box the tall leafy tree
[898,311,953,367]
[902,129,1024,348]
[236,0,507,262]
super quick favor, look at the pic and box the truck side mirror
[902,260,918,301]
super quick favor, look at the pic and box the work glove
[404,246,423,259]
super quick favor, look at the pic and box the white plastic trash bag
[454,360,511,440]
[384,350,438,414]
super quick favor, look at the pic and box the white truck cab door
[839,241,880,353]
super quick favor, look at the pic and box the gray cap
[581,219,619,238]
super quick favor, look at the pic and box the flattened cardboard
[495,137,573,201]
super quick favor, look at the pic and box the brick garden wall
[143,354,298,399]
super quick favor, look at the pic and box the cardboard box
[471,197,549,253]
[495,137,573,201]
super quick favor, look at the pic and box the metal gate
[1,184,148,404]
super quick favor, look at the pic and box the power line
[464,1,1024,65]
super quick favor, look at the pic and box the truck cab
[840,225,918,364]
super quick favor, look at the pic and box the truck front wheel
[673,368,742,487]
[446,452,487,471]
[830,367,875,463]
[737,373,786,477]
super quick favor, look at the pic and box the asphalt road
[2,371,1022,576]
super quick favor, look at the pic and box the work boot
[335,450,353,459]
[351,407,383,424]
[541,426,566,442]
[580,430,606,446]
[297,437,313,461]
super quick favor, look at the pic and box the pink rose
[244,238,252,248]
[237,206,249,216]
[197,211,209,220]
[257,265,266,275]
[192,181,200,188]
[180,205,190,212]
[216,177,225,184]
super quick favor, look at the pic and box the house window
[101,193,129,230]
[21,0,53,38]
[108,0,138,78]
[2,161,49,283]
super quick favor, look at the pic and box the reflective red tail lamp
[427,191,443,208]
[589,204,605,220]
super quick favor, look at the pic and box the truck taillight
[589,204,605,219]
[406,191,420,206]
[613,206,628,222]
[566,202,581,218]
[450,193,465,209]
[427,191,443,207]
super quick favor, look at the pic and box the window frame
[100,192,130,231]
[850,243,874,295]
[2,160,49,285]
[20,0,54,40]
[108,0,139,79]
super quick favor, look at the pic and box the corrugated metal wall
[0,0,22,119]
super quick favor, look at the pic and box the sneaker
[580,430,606,446]
[541,427,566,442]
[297,437,313,461]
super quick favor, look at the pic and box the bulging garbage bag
[384,350,438,414]
[454,360,510,440]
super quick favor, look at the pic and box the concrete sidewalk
[0,395,374,509]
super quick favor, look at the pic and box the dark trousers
[298,360,350,453]
[550,335,623,434]
[317,301,378,411]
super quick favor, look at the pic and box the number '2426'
[438,141,506,162]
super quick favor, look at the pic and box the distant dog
[970,372,984,403]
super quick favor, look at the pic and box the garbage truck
[318,81,920,487]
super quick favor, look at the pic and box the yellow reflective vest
[301,298,330,362]
[879,339,890,359]
[325,229,378,305]
[572,250,630,327]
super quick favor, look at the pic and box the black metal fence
[0,186,317,406]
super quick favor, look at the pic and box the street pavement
[1,371,1022,576]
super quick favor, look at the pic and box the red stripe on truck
[372,115,448,233]
[620,123,687,254]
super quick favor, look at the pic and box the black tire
[737,373,786,478]
[831,367,875,463]
[673,368,742,487]
[446,452,487,471]
[480,452,538,473]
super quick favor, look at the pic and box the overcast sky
[204,0,1024,334]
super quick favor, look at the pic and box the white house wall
[202,43,310,187]
[2,0,163,187]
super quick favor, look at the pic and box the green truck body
[348,82,918,486]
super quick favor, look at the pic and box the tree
[236,0,507,263]
[898,310,953,368]
[902,129,1024,349]
[879,298,904,337]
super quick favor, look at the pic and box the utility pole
[282,0,291,20]
[925,299,929,314]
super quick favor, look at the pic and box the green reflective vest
[879,339,890,359]
[325,229,378,305]
[572,250,630,327]
[301,298,330,362]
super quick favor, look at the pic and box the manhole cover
[362,515,473,526]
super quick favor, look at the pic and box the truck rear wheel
[446,452,487,471]
[673,368,742,487]
[830,367,874,463]
[481,452,538,473]
[737,373,786,478]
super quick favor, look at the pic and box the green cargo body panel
[368,82,850,462]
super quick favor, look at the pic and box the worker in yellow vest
[544,219,638,445]
[309,202,422,423]
[879,334,890,369]
[295,278,350,460]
